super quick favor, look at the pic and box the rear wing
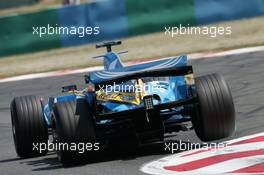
[87,65,193,90]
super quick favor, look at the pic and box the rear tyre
[10,96,48,158]
[52,99,97,165]
[193,73,235,141]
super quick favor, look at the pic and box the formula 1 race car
[10,41,235,165]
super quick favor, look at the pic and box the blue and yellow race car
[10,41,235,165]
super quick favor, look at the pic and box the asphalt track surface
[0,51,264,175]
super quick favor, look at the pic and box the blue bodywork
[43,50,191,127]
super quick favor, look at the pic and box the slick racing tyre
[10,96,48,158]
[193,73,235,141]
[52,99,97,165]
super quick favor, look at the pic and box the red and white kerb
[141,132,264,175]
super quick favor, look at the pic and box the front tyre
[10,96,48,158]
[193,73,235,141]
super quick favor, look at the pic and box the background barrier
[125,0,196,36]
[0,0,38,9]
[0,9,60,57]
[0,0,264,57]
[194,0,264,24]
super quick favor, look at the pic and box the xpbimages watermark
[164,140,228,154]
[32,24,100,37]
[98,81,167,95]
[32,140,100,153]
[165,24,232,38]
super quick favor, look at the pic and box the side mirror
[62,85,77,92]
[84,75,90,84]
